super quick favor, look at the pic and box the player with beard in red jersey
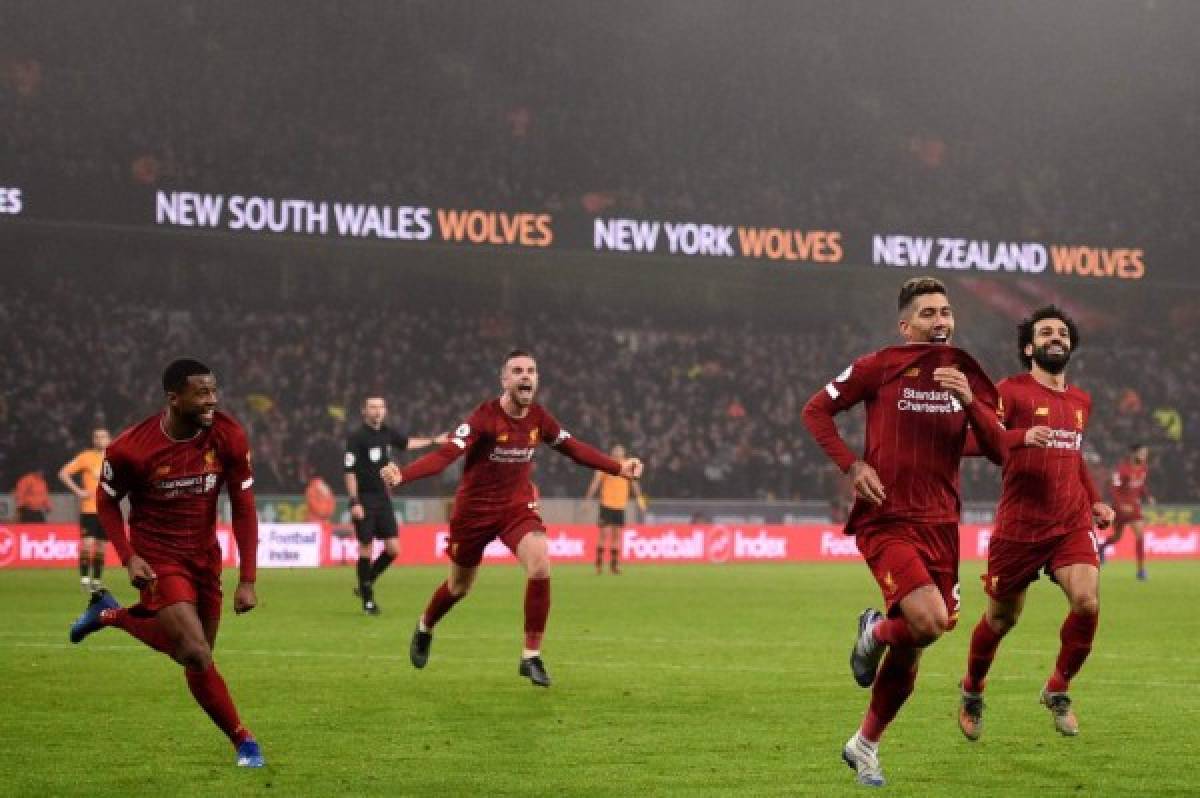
[381,350,644,687]
[67,359,264,768]
[802,277,1005,788]
[1098,444,1153,580]
[956,306,1115,742]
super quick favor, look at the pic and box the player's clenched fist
[933,366,974,405]
[380,463,403,487]
[1092,501,1115,529]
[234,581,258,614]
[619,458,644,480]
[1024,425,1054,447]
[126,553,157,589]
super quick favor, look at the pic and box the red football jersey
[100,410,255,566]
[803,344,1000,535]
[1110,460,1150,513]
[400,398,619,526]
[991,374,1098,542]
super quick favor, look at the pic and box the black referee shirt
[344,423,409,508]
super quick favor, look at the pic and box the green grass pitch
[2,560,1196,796]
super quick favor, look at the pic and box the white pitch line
[3,630,1192,665]
[10,641,1194,690]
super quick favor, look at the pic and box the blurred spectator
[15,470,51,522]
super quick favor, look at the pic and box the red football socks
[104,607,175,656]
[524,577,551,650]
[872,616,917,648]
[1046,611,1098,692]
[861,646,919,743]
[962,615,1005,694]
[185,663,252,746]
[422,580,464,629]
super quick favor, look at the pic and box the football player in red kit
[802,278,1005,787]
[957,306,1114,742]
[381,350,643,687]
[68,359,264,767]
[1099,444,1153,579]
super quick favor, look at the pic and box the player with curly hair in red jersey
[68,359,264,768]
[956,306,1114,742]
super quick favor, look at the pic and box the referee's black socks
[370,552,396,581]
[356,556,372,588]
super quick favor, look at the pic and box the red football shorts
[983,527,1099,600]
[140,545,224,620]
[856,522,961,628]
[447,509,544,568]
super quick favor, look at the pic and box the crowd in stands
[3,3,1197,504]
[3,3,1197,275]
[2,270,1196,505]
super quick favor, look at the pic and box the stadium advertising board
[592,217,844,263]
[3,183,1153,280]
[154,191,554,248]
[2,523,1195,568]
[872,234,1145,280]
[256,522,322,568]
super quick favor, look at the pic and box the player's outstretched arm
[382,439,467,487]
[552,434,625,476]
[406,433,449,449]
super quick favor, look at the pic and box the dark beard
[1032,344,1070,374]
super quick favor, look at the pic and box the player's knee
[909,611,949,646]
[988,611,1018,634]
[176,640,213,671]
[519,537,551,578]
[1071,593,1099,617]
[523,552,551,579]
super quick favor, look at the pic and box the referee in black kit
[344,396,445,615]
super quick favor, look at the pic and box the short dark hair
[503,349,534,367]
[897,277,947,313]
[1129,442,1147,453]
[1017,305,1079,369]
[162,358,212,393]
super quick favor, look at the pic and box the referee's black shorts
[354,504,399,544]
